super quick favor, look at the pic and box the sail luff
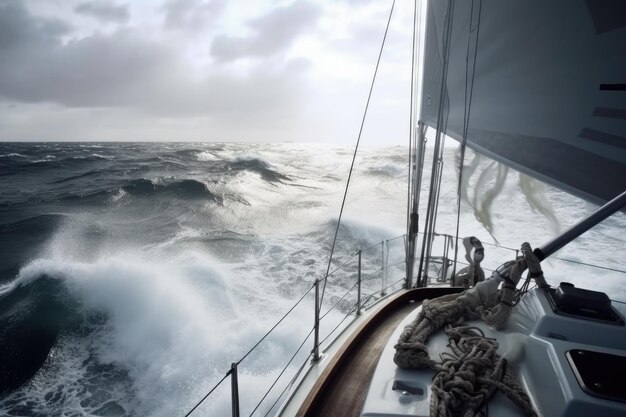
[419,0,626,205]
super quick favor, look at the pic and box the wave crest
[0,253,240,416]
[122,178,220,201]
[228,156,291,183]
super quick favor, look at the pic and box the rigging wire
[183,233,406,416]
[326,250,361,280]
[406,0,426,288]
[547,257,626,275]
[383,277,407,294]
[477,238,626,274]
[321,0,397,307]
[184,370,232,417]
[417,0,456,287]
[320,303,359,346]
[320,279,360,320]
[452,0,483,278]
[406,0,420,273]
[184,284,315,416]
[250,327,315,417]
[261,346,315,417]
[236,283,315,366]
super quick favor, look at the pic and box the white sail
[420,0,626,204]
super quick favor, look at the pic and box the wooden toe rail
[296,287,461,417]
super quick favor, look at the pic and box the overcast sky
[0,0,417,143]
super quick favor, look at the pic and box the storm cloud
[0,0,311,117]
[0,1,176,107]
[0,1,70,50]
[210,1,322,61]
[0,0,413,142]
[74,1,130,24]
[163,0,227,31]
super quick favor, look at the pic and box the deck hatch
[566,349,626,403]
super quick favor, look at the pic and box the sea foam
[8,232,323,417]
[8,249,294,416]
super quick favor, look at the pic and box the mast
[405,0,423,288]
[415,0,455,287]
[406,122,427,287]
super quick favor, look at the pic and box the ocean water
[0,142,624,417]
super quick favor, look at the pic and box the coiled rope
[394,242,544,417]
[430,326,537,417]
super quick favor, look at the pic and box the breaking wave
[0,253,253,417]
[1,142,624,417]
[227,156,291,183]
[121,179,219,201]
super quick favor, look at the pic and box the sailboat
[184,1,626,416]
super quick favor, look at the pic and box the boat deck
[296,287,462,417]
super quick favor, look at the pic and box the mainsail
[420,0,626,204]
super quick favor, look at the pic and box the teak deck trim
[296,287,462,417]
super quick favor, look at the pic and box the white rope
[394,242,544,416]
[430,326,537,417]
[453,236,485,288]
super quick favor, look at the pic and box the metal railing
[417,231,626,284]
[184,233,408,417]
[185,229,626,417]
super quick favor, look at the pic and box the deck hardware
[381,241,387,296]
[313,279,321,362]
[357,250,362,315]
[231,362,240,417]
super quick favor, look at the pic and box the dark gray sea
[0,142,624,416]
